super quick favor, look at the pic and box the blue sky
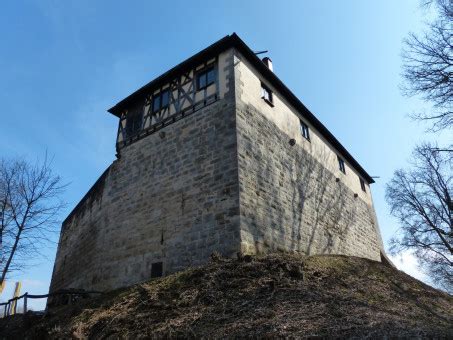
[1,0,450,309]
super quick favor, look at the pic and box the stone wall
[49,98,241,293]
[234,51,374,201]
[236,103,381,261]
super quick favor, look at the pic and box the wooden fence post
[23,293,28,314]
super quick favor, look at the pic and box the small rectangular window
[198,73,207,89]
[152,90,170,113]
[161,90,170,108]
[152,95,161,113]
[261,83,273,106]
[337,156,346,174]
[207,68,216,85]
[196,67,216,90]
[360,178,366,192]
[151,262,163,278]
[300,120,310,140]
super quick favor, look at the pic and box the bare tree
[401,0,453,131]
[0,155,65,286]
[386,143,452,292]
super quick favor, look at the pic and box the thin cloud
[389,250,430,284]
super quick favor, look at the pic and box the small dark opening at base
[151,262,163,278]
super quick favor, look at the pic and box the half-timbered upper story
[112,58,219,147]
[108,36,236,150]
[107,33,375,194]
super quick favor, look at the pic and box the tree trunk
[0,228,22,286]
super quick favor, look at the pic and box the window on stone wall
[337,155,346,174]
[360,177,366,192]
[125,110,143,138]
[261,83,274,106]
[151,262,163,278]
[300,120,310,141]
[196,67,216,90]
[152,89,170,113]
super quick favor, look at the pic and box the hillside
[1,253,452,338]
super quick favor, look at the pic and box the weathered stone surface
[50,99,241,292]
[236,104,381,260]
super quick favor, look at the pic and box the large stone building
[49,34,387,293]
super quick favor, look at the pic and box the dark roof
[107,33,374,184]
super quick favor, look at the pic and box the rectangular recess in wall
[151,262,163,278]
[337,155,346,174]
[360,177,366,192]
[261,82,274,106]
[300,120,310,141]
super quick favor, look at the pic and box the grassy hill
[1,253,452,338]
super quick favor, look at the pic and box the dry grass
[1,253,452,339]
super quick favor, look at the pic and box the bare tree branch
[0,154,66,286]
[386,143,452,292]
[401,0,453,131]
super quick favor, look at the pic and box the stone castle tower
[49,34,386,293]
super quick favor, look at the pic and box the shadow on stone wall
[238,107,365,257]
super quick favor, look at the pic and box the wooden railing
[0,290,103,317]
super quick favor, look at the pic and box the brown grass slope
[1,254,453,339]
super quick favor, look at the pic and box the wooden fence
[0,290,103,317]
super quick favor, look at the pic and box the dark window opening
[152,89,170,113]
[161,90,170,108]
[300,120,310,140]
[261,83,274,106]
[196,67,216,90]
[360,178,366,192]
[151,262,163,278]
[338,156,346,174]
[152,96,160,113]
[125,111,143,138]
